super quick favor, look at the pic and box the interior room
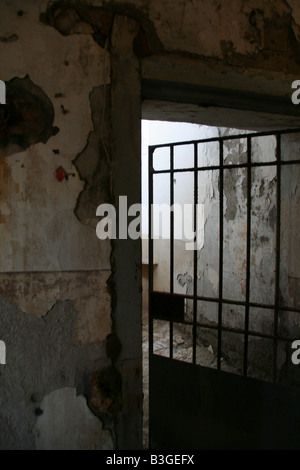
[0,0,299,450]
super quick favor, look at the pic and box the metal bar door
[148,127,300,450]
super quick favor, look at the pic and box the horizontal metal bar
[152,317,297,342]
[151,158,300,174]
[151,290,300,314]
[149,127,300,151]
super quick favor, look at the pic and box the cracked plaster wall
[117,0,298,73]
[38,0,300,76]
[0,0,300,450]
[0,0,113,450]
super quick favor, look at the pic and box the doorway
[141,116,300,449]
[141,120,210,448]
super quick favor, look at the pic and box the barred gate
[148,128,300,450]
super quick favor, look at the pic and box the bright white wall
[141,120,219,238]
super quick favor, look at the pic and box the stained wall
[0,0,299,449]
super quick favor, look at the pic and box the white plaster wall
[0,0,110,272]
[0,145,111,271]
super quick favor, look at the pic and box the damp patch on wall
[0,76,58,158]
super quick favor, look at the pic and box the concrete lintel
[141,54,299,101]
[142,78,300,118]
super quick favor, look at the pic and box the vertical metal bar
[273,133,281,382]
[193,143,198,364]
[244,137,252,376]
[170,145,174,294]
[218,140,224,370]
[148,146,154,357]
[170,145,174,359]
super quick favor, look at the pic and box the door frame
[110,27,300,447]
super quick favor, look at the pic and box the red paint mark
[55,166,67,181]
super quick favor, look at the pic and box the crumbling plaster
[34,387,113,450]
[0,144,110,272]
[0,271,111,344]
[38,0,300,74]
[100,0,300,73]
[0,1,111,270]
[0,296,113,449]
[0,4,110,156]
[0,0,114,450]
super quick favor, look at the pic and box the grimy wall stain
[0,0,299,450]
[0,296,112,449]
[74,85,112,226]
[0,0,114,450]
[0,76,58,158]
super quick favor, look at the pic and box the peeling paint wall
[0,0,113,450]
[0,0,299,450]
[0,296,112,449]
[35,0,300,77]
[34,387,113,450]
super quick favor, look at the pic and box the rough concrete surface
[0,271,112,344]
[34,387,113,450]
[0,296,111,449]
